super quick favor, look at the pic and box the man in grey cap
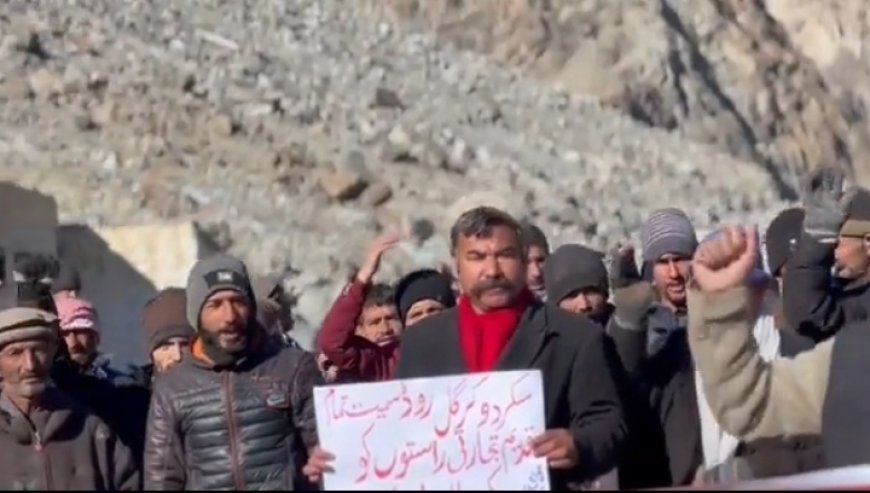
[144,254,322,490]
[0,307,139,490]
[605,208,703,487]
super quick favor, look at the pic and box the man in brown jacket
[0,306,139,490]
[687,225,859,468]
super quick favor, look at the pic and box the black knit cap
[764,207,804,277]
[544,244,608,304]
[394,269,456,323]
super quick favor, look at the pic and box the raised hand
[608,244,641,289]
[608,243,654,331]
[356,233,403,284]
[692,226,759,292]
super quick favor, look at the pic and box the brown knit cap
[0,307,58,348]
[142,287,194,352]
[840,188,870,237]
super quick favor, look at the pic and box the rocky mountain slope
[0,0,793,329]
[363,0,870,193]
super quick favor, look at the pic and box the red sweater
[316,280,398,382]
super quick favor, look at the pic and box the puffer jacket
[144,337,323,491]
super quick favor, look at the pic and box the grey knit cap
[641,208,698,262]
[185,255,256,330]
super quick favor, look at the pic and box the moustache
[470,278,514,296]
[19,372,47,383]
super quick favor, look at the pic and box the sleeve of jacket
[317,280,381,376]
[110,426,142,490]
[688,286,831,441]
[605,315,648,378]
[144,379,186,490]
[568,327,627,481]
[782,234,843,339]
[291,351,325,451]
[395,317,428,380]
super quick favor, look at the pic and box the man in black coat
[400,207,626,487]
[783,167,870,341]
[304,207,626,489]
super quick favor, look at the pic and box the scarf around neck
[457,289,533,373]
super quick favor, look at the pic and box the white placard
[314,370,550,491]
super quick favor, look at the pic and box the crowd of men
[1,166,870,490]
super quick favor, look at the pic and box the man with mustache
[5,253,151,464]
[54,297,134,385]
[0,306,139,490]
[305,206,626,488]
[638,208,698,356]
[140,287,195,380]
[144,254,322,490]
[782,167,870,341]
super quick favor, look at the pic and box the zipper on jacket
[223,372,245,490]
[34,430,52,491]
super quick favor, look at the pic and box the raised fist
[608,244,641,289]
[692,226,759,293]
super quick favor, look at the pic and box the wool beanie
[55,297,99,334]
[143,287,194,352]
[839,188,870,237]
[394,269,456,323]
[544,244,609,304]
[764,207,804,276]
[186,255,255,330]
[640,208,698,279]
[0,307,58,348]
[641,208,699,262]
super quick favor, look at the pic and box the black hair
[449,206,522,254]
[519,221,550,253]
[363,283,396,309]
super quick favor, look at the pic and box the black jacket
[52,359,151,464]
[610,304,822,487]
[144,342,322,491]
[783,235,870,341]
[608,304,701,487]
[396,302,627,488]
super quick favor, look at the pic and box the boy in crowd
[317,234,456,382]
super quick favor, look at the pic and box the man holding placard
[305,206,626,489]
